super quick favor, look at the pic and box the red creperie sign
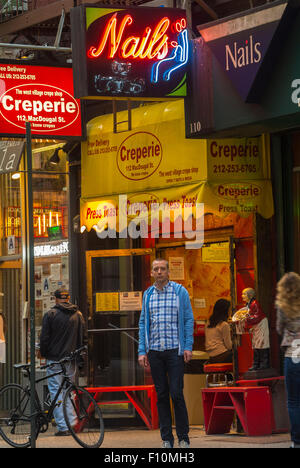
[0,64,82,137]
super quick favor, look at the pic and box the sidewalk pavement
[0,425,291,449]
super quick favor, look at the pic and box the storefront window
[0,172,21,257]
[0,138,70,373]
[0,157,22,384]
[31,141,69,336]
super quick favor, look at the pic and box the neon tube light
[88,14,171,60]
[88,14,133,58]
[163,29,189,81]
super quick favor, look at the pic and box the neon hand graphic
[151,29,189,84]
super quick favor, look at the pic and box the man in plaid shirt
[138,259,194,448]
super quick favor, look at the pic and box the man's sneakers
[179,440,190,448]
[161,440,190,448]
[290,442,300,448]
[162,440,173,448]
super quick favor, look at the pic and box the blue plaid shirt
[149,281,179,351]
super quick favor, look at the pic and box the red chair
[203,363,234,387]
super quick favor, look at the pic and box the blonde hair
[275,272,300,319]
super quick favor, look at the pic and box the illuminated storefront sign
[34,240,69,258]
[71,6,189,99]
[197,2,294,102]
[80,101,274,233]
[0,64,82,137]
[6,206,64,238]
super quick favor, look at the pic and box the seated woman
[205,299,233,363]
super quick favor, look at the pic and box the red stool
[203,363,234,387]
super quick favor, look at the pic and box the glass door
[86,248,154,421]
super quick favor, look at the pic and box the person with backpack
[39,288,85,436]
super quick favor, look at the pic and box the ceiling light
[49,148,60,165]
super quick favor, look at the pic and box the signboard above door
[71,6,189,100]
[197,1,297,102]
[0,63,83,138]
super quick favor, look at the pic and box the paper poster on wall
[43,297,55,315]
[50,263,61,281]
[95,292,119,312]
[194,298,206,309]
[169,257,185,280]
[42,277,51,296]
[202,243,230,263]
[50,280,59,295]
[120,292,142,311]
[34,266,43,283]
[35,284,42,298]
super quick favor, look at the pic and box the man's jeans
[46,361,77,432]
[284,357,300,444]
[148,349,189,445]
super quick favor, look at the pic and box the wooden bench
[202,386,273,436]
[85,385,159,430]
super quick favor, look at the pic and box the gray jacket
[276,308,300,358]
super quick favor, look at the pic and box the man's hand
[138,354,149,368]
[184,350,193,363]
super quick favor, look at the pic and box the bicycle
[0,346,104,449]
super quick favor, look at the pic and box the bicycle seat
[14,363,31,370]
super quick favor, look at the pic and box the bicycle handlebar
[40,345,87,370]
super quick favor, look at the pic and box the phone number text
[213,164,258,174]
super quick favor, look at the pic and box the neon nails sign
[88,14,175,61]
[87,14,188,65]
[71,7,189,99]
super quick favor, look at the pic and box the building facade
[0,61,83,387]
[0,0,293,427]
[186,0,300,369]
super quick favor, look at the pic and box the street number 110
[190,121,201,134]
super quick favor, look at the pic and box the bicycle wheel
[63,386,104,449]
[0,384,31,448]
